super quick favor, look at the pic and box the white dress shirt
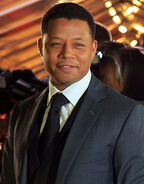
[40,70,91,133]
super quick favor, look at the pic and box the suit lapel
[14,88,48,183]
[56,76,107,184]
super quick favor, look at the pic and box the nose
[59,43,73,59]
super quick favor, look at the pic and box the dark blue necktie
[38,93,69,160]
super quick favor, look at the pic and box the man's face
[39,18,97,90]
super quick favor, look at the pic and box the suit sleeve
[114,103,144,184]
[1,105,19,184]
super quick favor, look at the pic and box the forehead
[44,18,92,38]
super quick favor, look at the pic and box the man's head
[38,3,97,90]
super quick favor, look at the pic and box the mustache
[56,62,77,67]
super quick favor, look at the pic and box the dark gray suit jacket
[1,75,144,184]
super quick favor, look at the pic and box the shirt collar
[48,70,91,106]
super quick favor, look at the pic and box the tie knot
[51,93,69,111]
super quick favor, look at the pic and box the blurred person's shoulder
[13,87,48,111]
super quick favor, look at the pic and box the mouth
[57,64,77,71]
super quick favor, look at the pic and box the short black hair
[42,2,95,39]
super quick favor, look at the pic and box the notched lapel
[56,76,107,184]
[14,88,48,183]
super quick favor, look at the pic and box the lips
[58,65,76,71]
[57,63,77,71]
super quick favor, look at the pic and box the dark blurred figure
[97,40,128,65]
[91,55,123,92]
[98,40,126,51]
[91,23,113,64]
[118,47,144,103]
[91,41,126,92]
[92,40,127,66]
[0,128,5,174]
[95,41,144,104]
[0,69,47,115]
[0,68,47,137]
[95,22,112,44]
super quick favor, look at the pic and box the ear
[37,38,43,57]
[91,40,97,60]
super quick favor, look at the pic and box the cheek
[84,49,94,62]
[43,52,56,68]
[78,53,92,68]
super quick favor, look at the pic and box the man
[1,2,144,184]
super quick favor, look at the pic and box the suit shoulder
[100,86,142,118]
[107,86,138,107]
[90,75,138,109]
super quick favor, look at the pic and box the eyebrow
[50,36,85,41]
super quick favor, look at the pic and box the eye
[74,43,84,48]
[50,42,62,47]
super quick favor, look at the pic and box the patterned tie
[38,93,69,160]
